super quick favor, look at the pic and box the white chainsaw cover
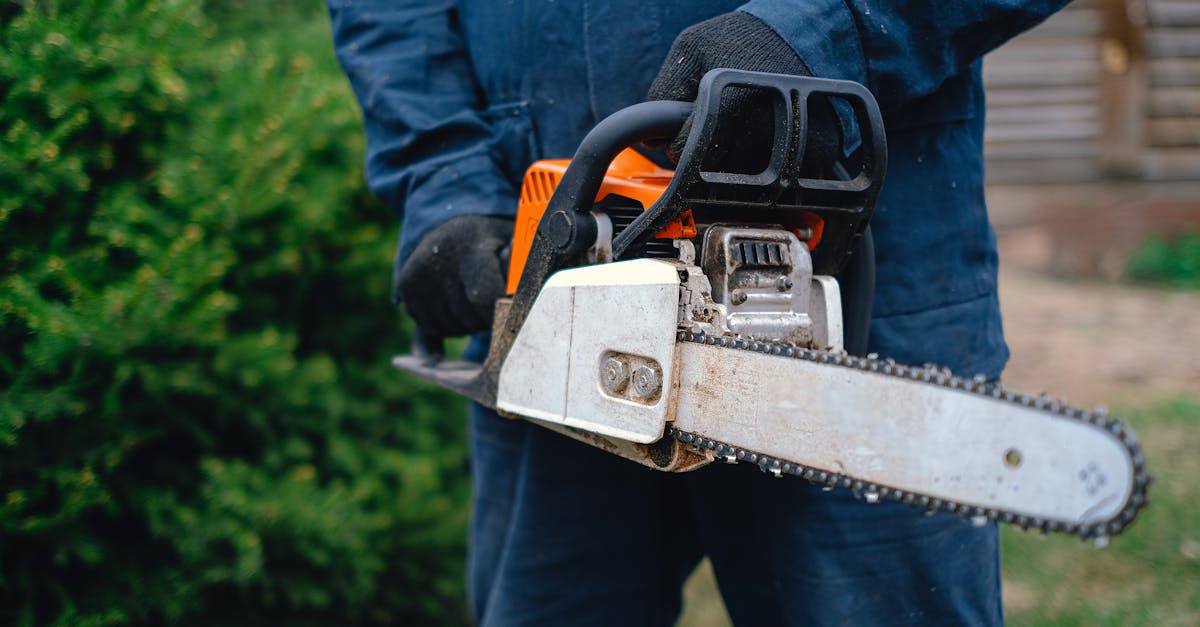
[496,259,680,443]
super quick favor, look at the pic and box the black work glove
[648,11,841,173]
[395,215,512,338]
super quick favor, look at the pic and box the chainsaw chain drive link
[668,330,1153,544]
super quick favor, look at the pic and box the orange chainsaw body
[506,148,825,294]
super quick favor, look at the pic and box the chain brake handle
[613,68,887,275]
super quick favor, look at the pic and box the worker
[327,2,1069,624]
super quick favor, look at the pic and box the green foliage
[1126,231,1200,290]
[1,1,470,624]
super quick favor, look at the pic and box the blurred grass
[678,397,1200,626]
[1127,232,1200,290]
[679,559,732,627]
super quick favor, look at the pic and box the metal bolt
[776,275,793,291]
[631,365,661,399]
[600,357,629,394]
[731,290,748,305]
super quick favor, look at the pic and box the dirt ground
[997,226,1200,408]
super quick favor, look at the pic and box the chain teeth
[671,330,1152,542]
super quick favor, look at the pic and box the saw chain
[669,329,1153,544]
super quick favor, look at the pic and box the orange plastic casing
[505,148,825,294]
[506,149,695,294]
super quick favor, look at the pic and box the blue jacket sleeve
[327,0,517,264]
[738,0,1070,110]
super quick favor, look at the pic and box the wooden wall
[1144,0,1200,179]
[983,0,1200,183]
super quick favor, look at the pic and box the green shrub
[1,1,470,624]
[1126,231,1200,290]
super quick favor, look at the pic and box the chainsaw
[394,69,1150,544]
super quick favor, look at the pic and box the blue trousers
[467,404,1003,626]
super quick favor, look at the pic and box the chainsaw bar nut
[631,365,662,399]
[600,356,630,394]
[599,352,664,404]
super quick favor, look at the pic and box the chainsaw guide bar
[667,330,1151,544]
